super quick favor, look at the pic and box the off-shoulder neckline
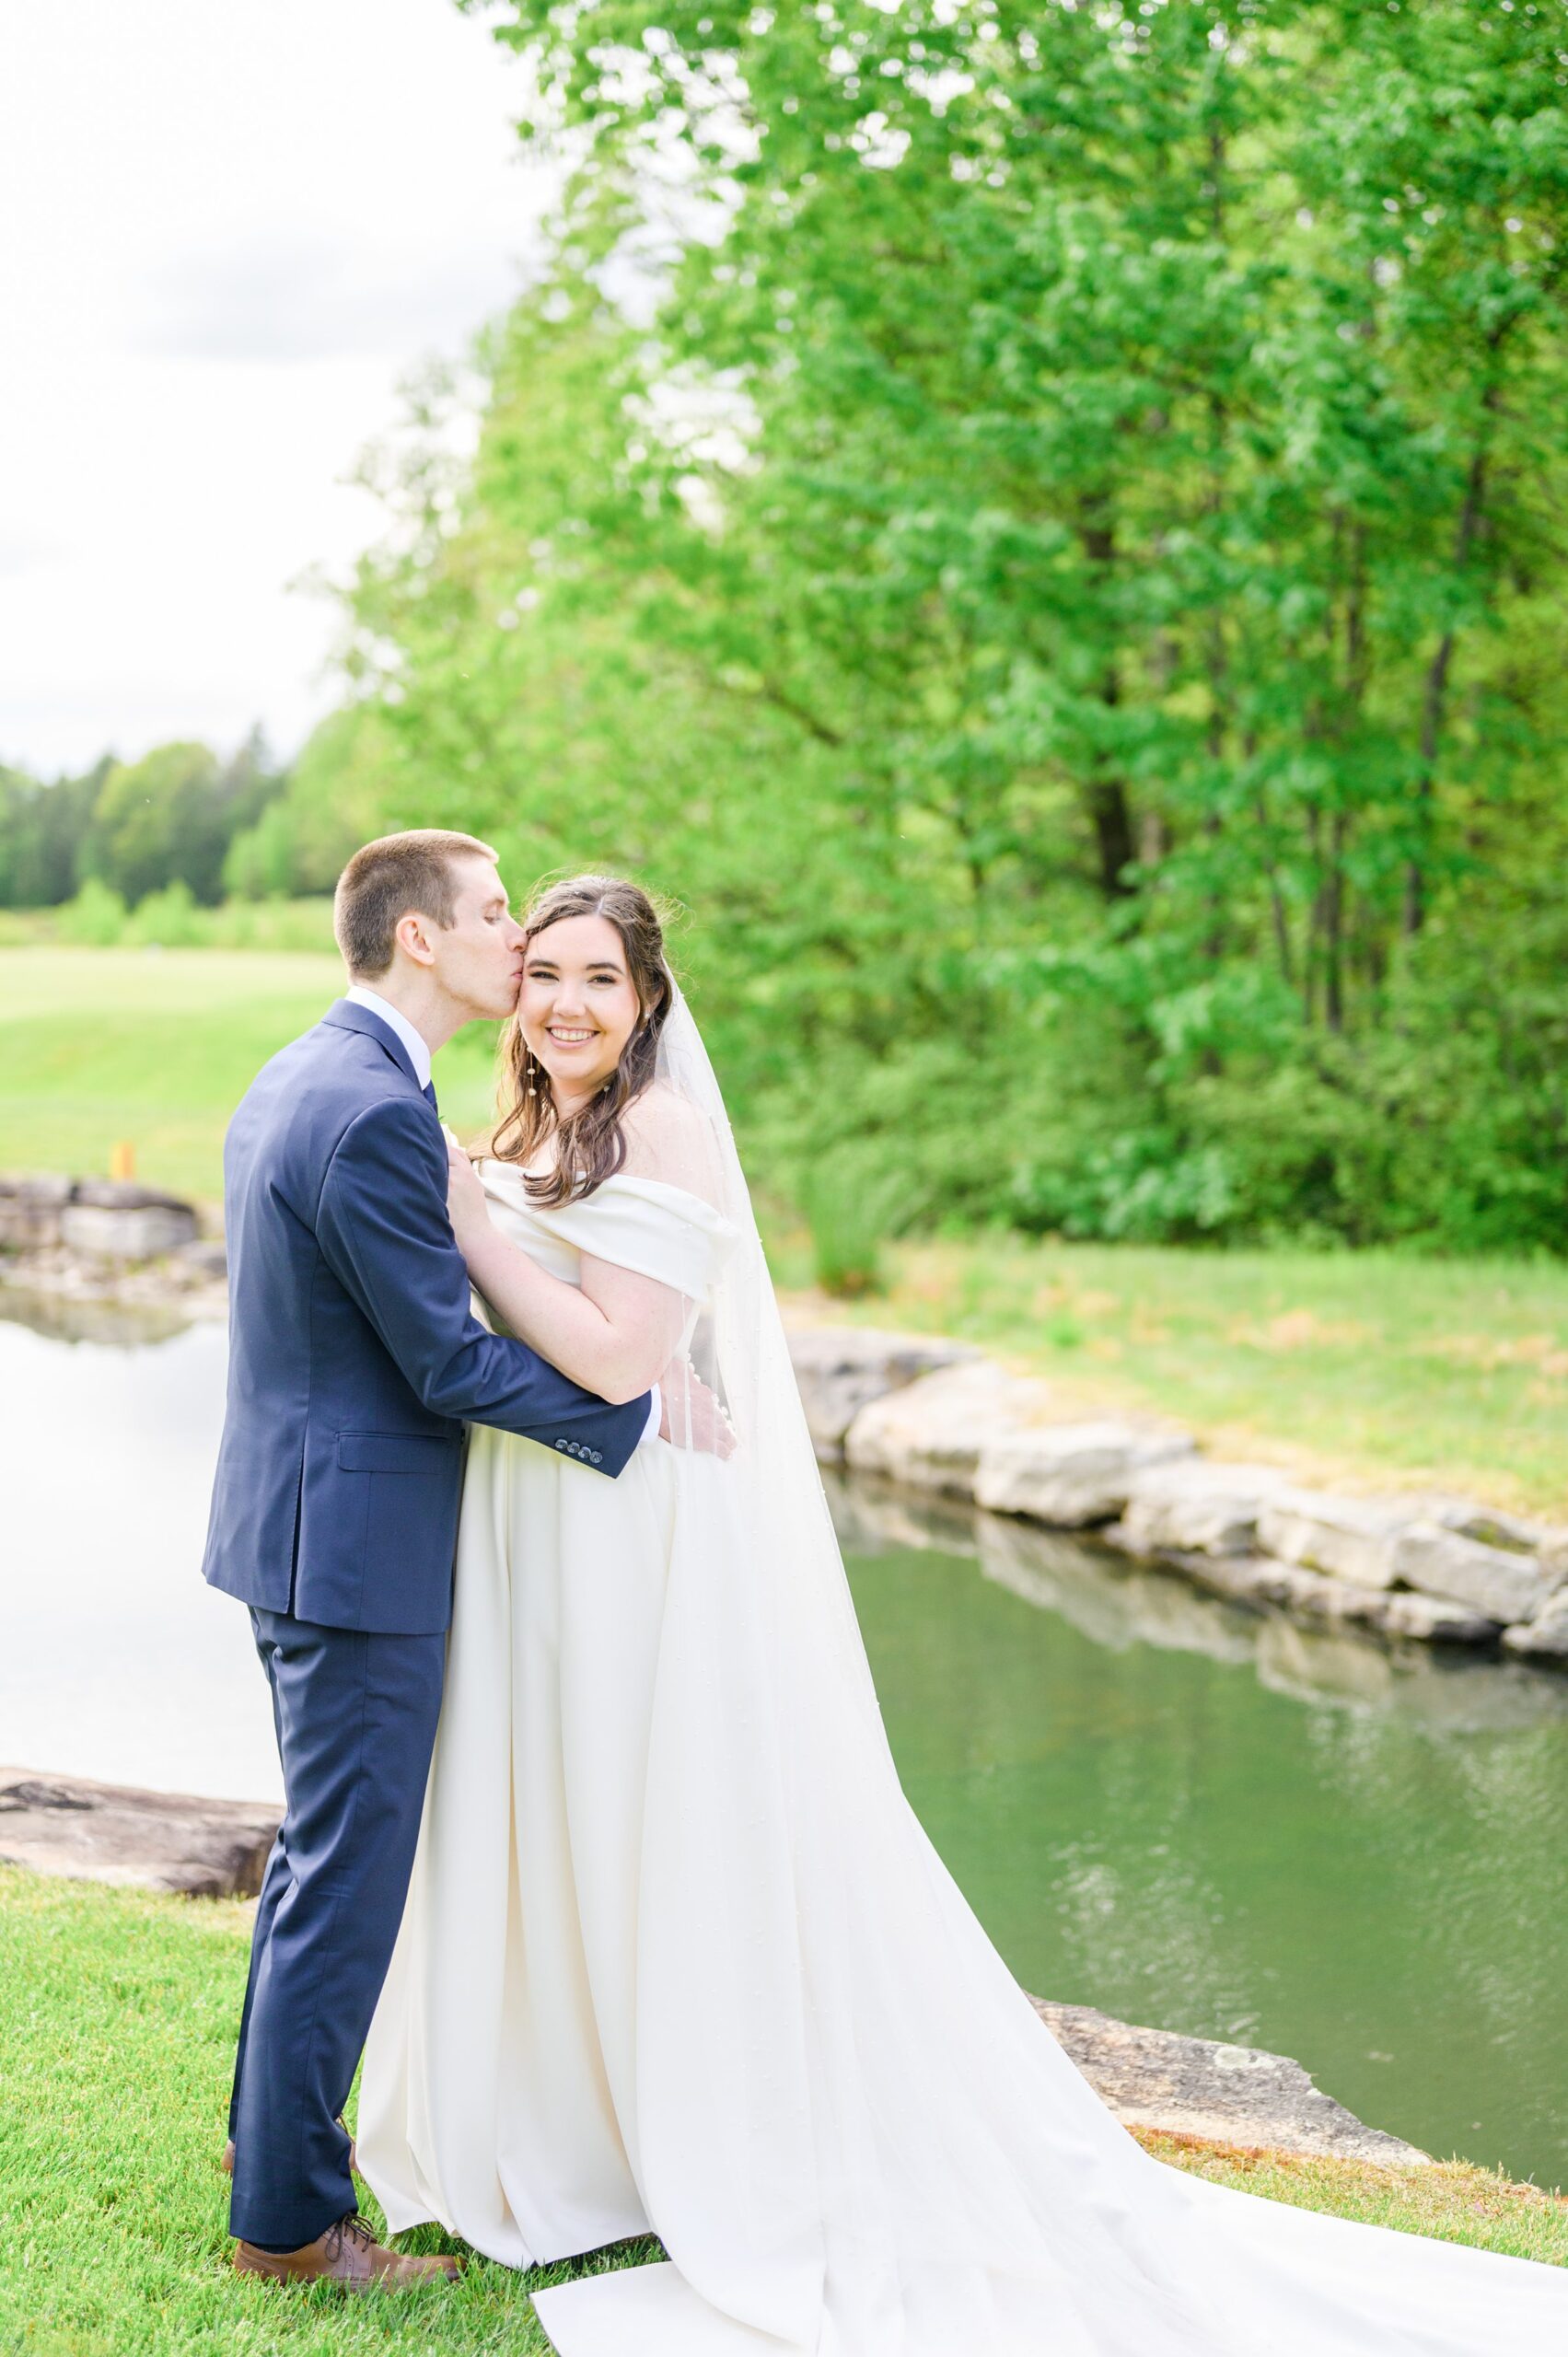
[474,1159,732,1226]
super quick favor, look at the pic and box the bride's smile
[517,911,641,1111]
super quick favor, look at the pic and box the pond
[4,1298,1565,2191]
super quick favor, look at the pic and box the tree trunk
[1078,511,1136,900]
[1404,385,1498,936]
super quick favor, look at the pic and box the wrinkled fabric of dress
[358,993,1568,2357]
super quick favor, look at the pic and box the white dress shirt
[345,982,433,1092]
[343,981,660,1449]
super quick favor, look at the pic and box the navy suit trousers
[226,1608,445,2250]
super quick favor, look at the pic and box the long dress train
[359,1010,1568,2357]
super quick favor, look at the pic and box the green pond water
[831,1477,1568,2192]
[5,1295,1564,2190]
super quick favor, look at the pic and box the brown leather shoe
[223,2119,357,2176]
[233,2212,461,2288]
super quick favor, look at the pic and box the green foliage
[34,893,338,956]
[241,0,1561,1252]
[81,731,284,905]
[797,1144,926,1298]
[125,878,204,948]
[15,0,1568,1253]
[2,731,285,912]
[55,876,129,946]
[0,761,105,906]
[223,707,392,899]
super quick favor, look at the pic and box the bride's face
[518,914,641,1109]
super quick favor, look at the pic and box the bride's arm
[446,1146,685,1407]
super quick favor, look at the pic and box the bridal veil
[369,985,1568,2356]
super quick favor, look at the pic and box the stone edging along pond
[786,1328,1568,1666]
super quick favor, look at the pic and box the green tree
[84,731,283,905]
[223,708,392,899]
[315,0,1568,1249]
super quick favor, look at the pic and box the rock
[173,1237,228,1281]
[786,1326,980,1462]
[1376,1589,1502,1644]
[1028,1998,1430,2165]
[1385,1522,1560,1628]
[67,1178,192,1213]
[843,1359,1054,1499]
[1542,1538,1568,1589]
[1119,1460,1291,1558]
[975,1422,1197,1528]
[1255,1491,1409,1589]
[0,1767,279,1898]
[1411,1493,1568,1563]
[60,1185,199,1261]
[0,1173,73,1250]
[1503,1590,1568,1660]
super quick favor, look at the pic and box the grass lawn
[1,1869,1562,2357]
[0,948,503,1205]
[776,1237,1568,1520]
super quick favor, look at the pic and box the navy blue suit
[203,998,648,2248]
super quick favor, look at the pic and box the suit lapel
[320,998,423,1093]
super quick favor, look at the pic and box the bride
[358,874,1567,2355]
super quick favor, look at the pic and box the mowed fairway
[0,948,504,1202]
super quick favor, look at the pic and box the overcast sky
[0,1,552,776]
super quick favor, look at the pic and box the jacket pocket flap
[336,1431,457,1474]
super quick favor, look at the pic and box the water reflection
[825,1471,1568,2191]
[827,1471,1568,1736]
[0,1294,280,1803]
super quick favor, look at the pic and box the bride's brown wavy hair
[488,875,676,1208]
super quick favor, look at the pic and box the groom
[203,830,693,2286]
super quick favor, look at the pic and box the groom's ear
[391,909,440,970]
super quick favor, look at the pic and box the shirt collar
[344,984,434,1093]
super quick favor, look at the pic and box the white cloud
[0,0,553,775]
[141,233,522,363]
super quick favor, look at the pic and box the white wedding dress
[359,993,1568,2356]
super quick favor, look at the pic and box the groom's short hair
[334,830,499,977]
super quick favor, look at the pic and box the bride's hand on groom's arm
[657,1364,738,1459]
[446,1140,490,1258]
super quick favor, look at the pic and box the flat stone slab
[785,1325,980,1461]
[60,1202,199,1260]
[1256,1490,1410,1589]
[1388,1522,1562,1628]
[0,1768,279,1898]
[1119,1459,1292,1558]
[974,1422,1196,1529]
[1030,1998,1431,2165]
[845,1359,1056,1498]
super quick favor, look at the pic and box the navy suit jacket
[202,998,649,1634]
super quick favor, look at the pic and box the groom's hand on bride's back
[658,1365,738,1458]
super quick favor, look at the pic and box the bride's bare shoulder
[619,1082,720,1198]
